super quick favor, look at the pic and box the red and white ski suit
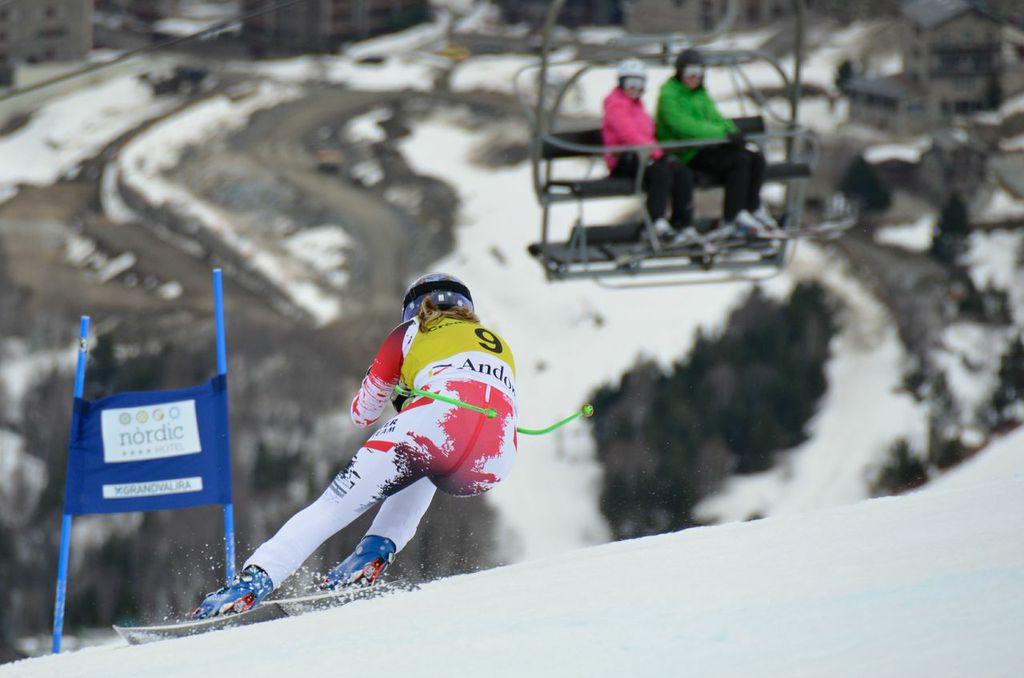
[246,316,518,588]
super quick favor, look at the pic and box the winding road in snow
[233,88,411,312]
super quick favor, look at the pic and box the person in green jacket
[656,48,777,238]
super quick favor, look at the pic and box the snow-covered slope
[6,474,1022,677]
[926,426,1024,492]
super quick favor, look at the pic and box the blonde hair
[417,297,478,331]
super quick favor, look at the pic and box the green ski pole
[393,385,593,436]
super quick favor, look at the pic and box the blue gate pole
[213,269,236,582]
[52,316,90,654]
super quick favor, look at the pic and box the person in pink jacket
[602,58,696,243]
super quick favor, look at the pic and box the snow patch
[0,429,47,529]
[344,108,389,143]
[874,214,935,252]
[0,340,75,417]
[964,230,1023,291]
[977,186,1024,222]
[157,281,183,300]
[863,137,931,164]
[1001,135,1024,152]
[0,71,179,196]
[934,322,1011,427]
[346,13,450,60]
[281,226,353,288]
[96,252,137,283]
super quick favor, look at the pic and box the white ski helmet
[616,58,647,81]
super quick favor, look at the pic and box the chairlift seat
[542,116,811,199]
[764,162,812,181]
[545,176,636,199]
[569,221,645,244]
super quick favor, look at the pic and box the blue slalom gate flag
[63,375,232,515]
[52,269,237,654]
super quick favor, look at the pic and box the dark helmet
[674,48,705,74]
[401,273,474,322]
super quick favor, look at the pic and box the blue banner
[63,375,232,515]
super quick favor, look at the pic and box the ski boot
[320,535,396,590]
[192,564,274,619]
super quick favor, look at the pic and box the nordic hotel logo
[100,399,202,463]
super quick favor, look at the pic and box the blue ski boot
[192,565,274,619]
[320,535,396,590]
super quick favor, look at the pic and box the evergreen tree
[988,336,1024,429]
[85,333,118,399]
[592,283,837,539]
[834,59,854,91]
[930,193,970,266]
[927,373,965,469]
[871,438,928,495]
[839,156,891,213]
[253,440,298,491]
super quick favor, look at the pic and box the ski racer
[193,273,518,618]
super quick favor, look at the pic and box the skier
[655,48,778,239]
[193,273,518,619]
[602,58,697,244]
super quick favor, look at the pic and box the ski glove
[391,387,410,413]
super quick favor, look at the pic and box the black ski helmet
[674,48,705,76]
[401,273,474,322]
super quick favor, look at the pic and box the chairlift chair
[517,0,827,286]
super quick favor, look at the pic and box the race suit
[246,315,518,587]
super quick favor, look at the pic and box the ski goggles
[621,76,646,91]
[682,65,705,79]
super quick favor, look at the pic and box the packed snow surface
[6,472,1022,677]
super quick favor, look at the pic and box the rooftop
[844,74,926,101]
[902,0,1002,29]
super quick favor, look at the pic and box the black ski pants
[688,144,766,222]
[612,155,694,228]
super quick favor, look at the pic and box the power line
[0,0,314,102]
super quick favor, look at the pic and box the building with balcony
[845,0,1004,134]
[0,0,93,66]
[240,0,429,56]
[625,0,805,34]
[494,0,622,28]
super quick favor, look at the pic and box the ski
[756,218,857,241]
[112,601,287,645]
[113,580,418,646]
[274,580,419,616]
